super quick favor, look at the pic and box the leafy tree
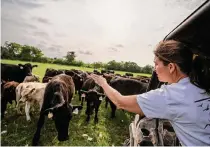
[65,51,76,63]
[142,65,154,74]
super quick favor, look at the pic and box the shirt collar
[178,77,190,84]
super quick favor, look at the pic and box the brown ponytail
[154,40,210,95]
[190,55,210,95]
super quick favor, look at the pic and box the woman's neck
[169,73,188,84]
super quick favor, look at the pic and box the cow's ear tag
[81,93,86,98]
[48,112,53,119]
[99,96,103,101]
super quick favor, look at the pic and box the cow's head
[18,63,38,76]
[44,92,82,141]
[73,73,84,87]
[80,89,104,115]
[19,87,36,103]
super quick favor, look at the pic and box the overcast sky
[1,0,205,66]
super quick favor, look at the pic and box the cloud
[33,17,51,24]
[33,31,49,38]
[54,32,67,37]
[109,47,119,52]
[15,0,45,9]
[2,17,37,30]
[51,44,63,49]
[47,46,60,52]
[78,50,93,55]
[115,44,124,48]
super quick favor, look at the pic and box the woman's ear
[168,63,176,74]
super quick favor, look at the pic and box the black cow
[101,69,107,74]
[107,70,115,74]
[80,87,104,123]
[1,63,38,83]
[93,69,101,75]
[106,78,148,118]
[125,73,133,77]
[42,68,65,83]
[80,77,96,106]
[44,68,64,77]
[32,74,82,146]
[65,70,84,96]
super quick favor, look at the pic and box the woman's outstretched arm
[90,74,145,116]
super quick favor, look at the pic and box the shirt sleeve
[136,85,174,120]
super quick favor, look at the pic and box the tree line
[1,42,153,74]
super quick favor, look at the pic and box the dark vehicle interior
[148,0,210,91]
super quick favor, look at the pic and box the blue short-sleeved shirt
[137,77,210,146]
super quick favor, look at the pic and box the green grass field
[0,59,145,146]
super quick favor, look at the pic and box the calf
[1,63,38,83]
[65,70,84,95]
[32,74,82,146]
[81,88,104,123]
[1,81,19,118]
[23,75,40,83]
[80,77,96,106]
[16,82,47,121]
[42,76,52,83]
[106,78,148,118]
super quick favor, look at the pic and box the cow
[125,73,134,77]
[115,73,121,77]
[65,70,84,95]
[1,81,19,119]
[32,74,82,146]
[1,63,38,83]
[16,82,47,121]
[44,68,64,77]
[101,69,107,74]
[80,77,96,106]
[42,68,65,83]
[106,78,148,118]
[80,88,104,123]
[23,75,40,83]
[93,69,101,75]
[42,76,53,83]
[107,70,115,74]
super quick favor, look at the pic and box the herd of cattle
[1,63,151,145]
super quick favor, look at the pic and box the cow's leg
[39,101,43,111]
[94,106,99,123]
[81,96,84,106]
[25,101,31,121]
[32,113,45,146]
[16,101,21,114]
[79,91,81,101]
[86,115,90,122]
[105,97,108,108]
[110,101,116,118]
[1,99,7,119]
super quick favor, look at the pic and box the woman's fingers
[90,74,106,86]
